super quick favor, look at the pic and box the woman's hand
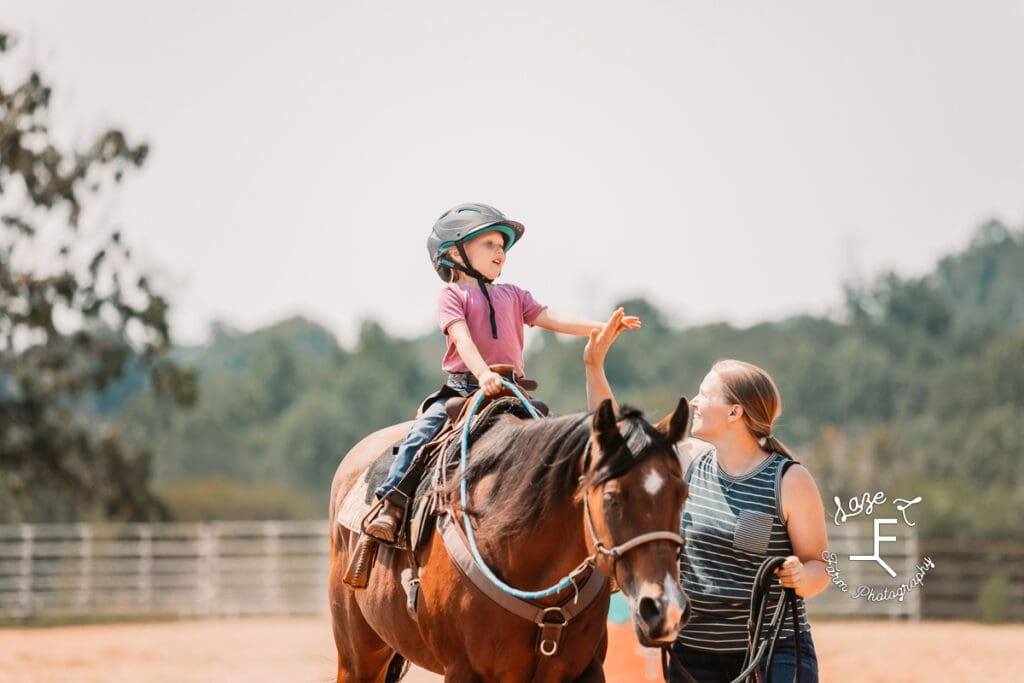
[775,555,805,590]
[584,308,641,412]
[584,307,638,368]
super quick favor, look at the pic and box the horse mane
[586,406,668,487]
[446,406,668,539]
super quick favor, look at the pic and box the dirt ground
[0,616,1019,682]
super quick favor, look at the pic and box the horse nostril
[638,596,663,626]
[681,599,692,626]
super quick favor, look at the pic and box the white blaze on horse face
[633,574,686,642]
[643,466,665,497]
[663,572,685,623]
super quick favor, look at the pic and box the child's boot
[365,498,404,543]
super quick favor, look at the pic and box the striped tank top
[679,448,810,651]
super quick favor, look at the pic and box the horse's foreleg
[329,548,394,683]
[442,667,486,683]
[571,659,607,683]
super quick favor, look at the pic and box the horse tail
[384,653,409,683]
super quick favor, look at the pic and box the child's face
[455,230,507,281]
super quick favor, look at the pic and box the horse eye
[603,490,622,507]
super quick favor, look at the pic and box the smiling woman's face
[689,371,735,441]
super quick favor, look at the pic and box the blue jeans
[373,375,477,500]
[667,632,818,683]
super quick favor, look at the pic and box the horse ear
[592,399,619,444]
[656,396,690,444]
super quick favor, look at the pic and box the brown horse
[328,397,690,682]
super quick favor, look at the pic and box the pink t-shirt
[437,282,547,376]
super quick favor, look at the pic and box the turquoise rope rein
[457,380,579,600]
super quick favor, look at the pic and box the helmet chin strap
[451,241,499,340]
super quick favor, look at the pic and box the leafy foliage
[0,35,194,522]
[119,317,441,516]
[113,220,1024,536]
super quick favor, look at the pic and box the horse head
[580,398,691,646]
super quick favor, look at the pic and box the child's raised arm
[533,308,641,337]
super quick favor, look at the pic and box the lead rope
[457,381,591,600]
[662,556,802,683]
[737,556,802,683]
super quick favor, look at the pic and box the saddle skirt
[335,445,438,551]
[334,395,546,550]
[334,466,377,535]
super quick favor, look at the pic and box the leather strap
[438,513,607,656]
[341,533,379,589]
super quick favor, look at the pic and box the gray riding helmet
[427,203,525,281]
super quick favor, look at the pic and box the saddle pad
[336,444,394,525]
[334,466,376,534]
[335,397,542,543]
[334,442,437,549]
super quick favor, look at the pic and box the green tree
[937,220,1024,330]
[270,391,353,491]
[335,320,437,433]
[126,320,340,486]
[106,217,1023,539]
[0,34,194,522]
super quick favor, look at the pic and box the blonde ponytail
[713,359,797,460]
[760,434,796,460]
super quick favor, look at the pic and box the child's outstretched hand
[620,314,642,330]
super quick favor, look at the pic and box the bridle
[578,441,685,581]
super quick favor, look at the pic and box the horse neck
[470,480,589,589]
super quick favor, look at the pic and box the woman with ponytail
[585,311,827,683]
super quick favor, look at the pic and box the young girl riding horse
[365,202,641,542]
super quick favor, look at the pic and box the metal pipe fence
[0,521,328,620]
[2,519,1019,623]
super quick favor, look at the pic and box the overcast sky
[4,1,1023,347]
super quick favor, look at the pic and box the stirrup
[342,534,379,589]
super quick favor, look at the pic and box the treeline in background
[17,220,1023,546]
